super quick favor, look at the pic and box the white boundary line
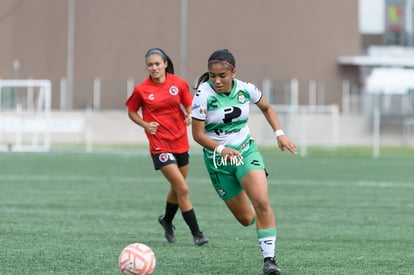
[0,174,412,188]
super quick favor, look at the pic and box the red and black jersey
[125,73,193,154]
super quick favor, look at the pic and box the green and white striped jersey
[192,78,262,146]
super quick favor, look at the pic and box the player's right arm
[192,118,241,158]
[191,88,241,158]
[128,110,159,135]
[126,88,159,135]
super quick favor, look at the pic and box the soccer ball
[118,243,156,275]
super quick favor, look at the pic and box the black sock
[182,209,200,236]
[163,202,178,223]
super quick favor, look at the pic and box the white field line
[0,174,151,183]
[268,179,414,188]
[0,174,413,188]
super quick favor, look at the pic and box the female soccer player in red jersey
[125,48,208,246]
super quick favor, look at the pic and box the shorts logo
[218,188,226,198]
[159,153,175,163]
[213,154,244,169]
[169,86,179,96]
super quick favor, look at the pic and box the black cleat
[193,231,209,246]
[158,215,176,243]
[263,257,281,275]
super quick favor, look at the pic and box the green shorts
[203,138,265,201]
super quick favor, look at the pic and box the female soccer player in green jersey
[191,49,297,275]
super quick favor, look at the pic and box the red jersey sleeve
[125,86,142,112]
[179,78,193,108]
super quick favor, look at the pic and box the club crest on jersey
[159,153,175,163]
[237,91,246,103]
[148,93,155,100]
[169,85,179,96]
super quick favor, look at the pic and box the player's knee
[253,201,271,214]
[174,184,189,197]
[237,214,256,227]
[238,218,251,227]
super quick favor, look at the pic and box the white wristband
[215,145,225,154]
[274,129,285,137]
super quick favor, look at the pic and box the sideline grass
[0,148,413,274]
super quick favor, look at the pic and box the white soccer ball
[118,243,156,275]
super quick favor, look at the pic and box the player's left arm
[184,104,192,125]
[256,96,297,154]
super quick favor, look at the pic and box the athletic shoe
[193,231,209,246]
[263,257,281,275]
[158,215,176,243]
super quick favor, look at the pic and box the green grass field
[0,146,413,274]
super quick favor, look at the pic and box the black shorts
[151,152,189,170]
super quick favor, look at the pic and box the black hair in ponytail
[145,48,174,74]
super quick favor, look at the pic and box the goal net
[0,79,52,152]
